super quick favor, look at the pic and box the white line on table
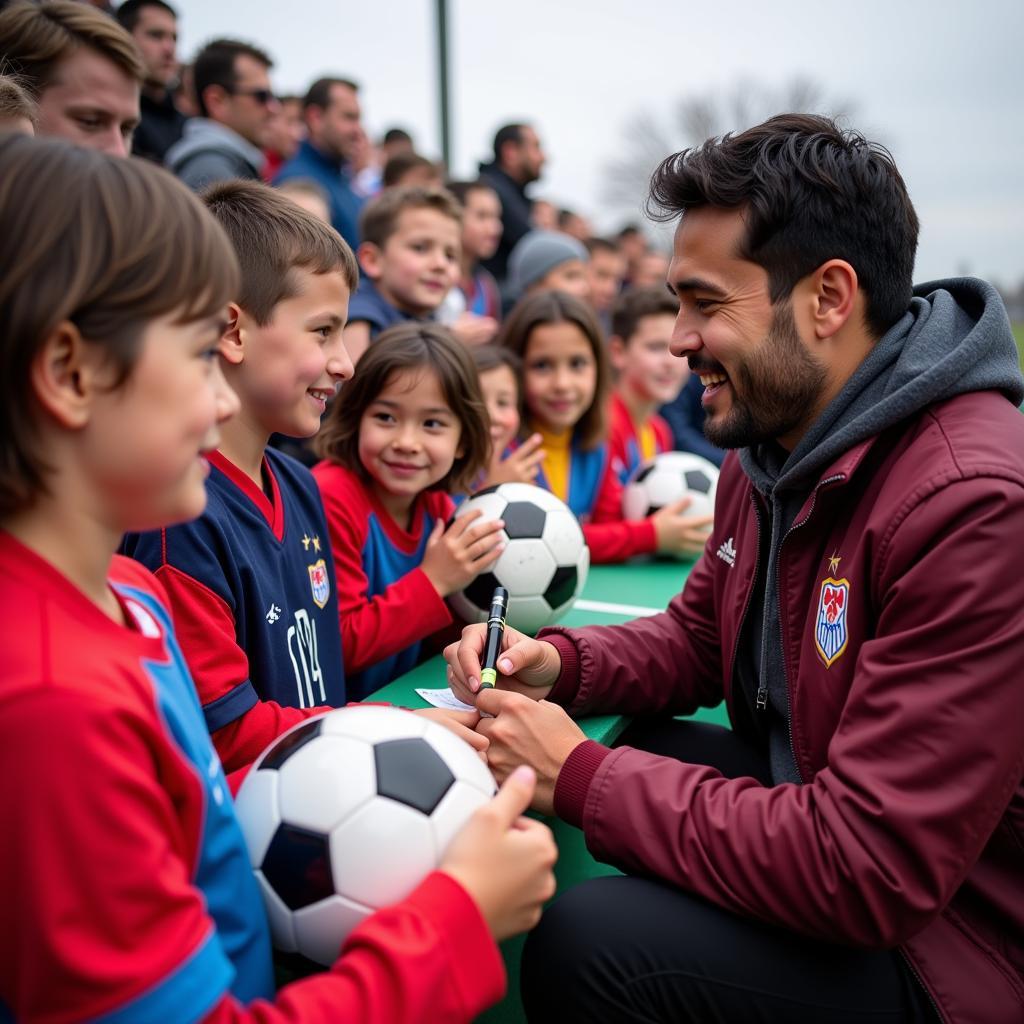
[574,598,662,618]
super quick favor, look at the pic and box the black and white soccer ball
[622,451,719,522]
[448,482,589,636]
[234,706,496,965]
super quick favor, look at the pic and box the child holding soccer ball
[0,134,555,1024]
[313,323,506,698]
[498,290,711,561]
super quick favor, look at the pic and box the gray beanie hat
[508,230,589,296]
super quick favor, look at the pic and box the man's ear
[218,302,246,365]
[357,241,382,280]
[29,320,104,430]
[202,84,229,123]
[808,259,858,340]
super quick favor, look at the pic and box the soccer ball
[448,482,589,636]
[622,451,719,522]
[234,706,496,965]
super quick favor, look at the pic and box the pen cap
[488,586,509,621]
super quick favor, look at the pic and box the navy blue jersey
[122,449,346,763]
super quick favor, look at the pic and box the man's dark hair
[647,113,919,337]
[115,0,177,33]
[192,38,272,119]
[382,126,411,145]
[492,123,525,162]
[302,76,358,113]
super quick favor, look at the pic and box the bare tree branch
[601,76,857,230]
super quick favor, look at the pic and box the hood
[165,118,264,172]
[741,277,1023,495]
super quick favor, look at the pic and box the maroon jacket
[544,390,1024,1023]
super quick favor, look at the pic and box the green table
[367,559,727,1023]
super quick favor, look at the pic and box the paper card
[415,687,477,713]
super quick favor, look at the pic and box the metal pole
[436,0,451,169]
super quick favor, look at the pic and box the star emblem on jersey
[308,559,330,608]
[312,535,321,552]
[827,552,842,574]
[302,533,311,551]
[814,576,850,668]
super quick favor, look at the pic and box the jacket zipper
[898,950,946,1022]
[730,490,764,723]
[758,473,845,782]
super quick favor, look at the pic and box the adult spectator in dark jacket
[115,0,185,163]
[0,0,142,156]
[274,77,365,249]
[447,114,1024,1023]
[478,122,545,285]
[165,38,274,190]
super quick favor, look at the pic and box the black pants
[521,720,936,1023]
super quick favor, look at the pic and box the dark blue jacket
[275,139,364,249]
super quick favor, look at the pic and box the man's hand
[443,622,561,705]
[474,689,586,816]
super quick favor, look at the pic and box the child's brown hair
[611,286,679,343]
[359,185,462,251]
[497,290,610,450]
[202,179,358,325]
[0,133,238,517]
[0,73,36,127]
[317,323,490,494]
[470,343,522,381]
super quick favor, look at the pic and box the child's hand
[449,313,499,347]
[411,707,489,762]
[651,497,714,558]
[441,765,557,941]
[482,433,546,487]
[422,509,505,598]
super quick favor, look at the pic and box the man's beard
[702,302,827,449]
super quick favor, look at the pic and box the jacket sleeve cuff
[554,739,612,828]
[537,631,580,706]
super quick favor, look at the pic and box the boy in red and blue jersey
[606,287,689,484]
[122,180,359,771]
[0,133,555,1024]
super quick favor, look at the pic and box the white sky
[177,0,1024,287]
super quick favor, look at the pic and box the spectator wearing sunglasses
[167,37,277,190]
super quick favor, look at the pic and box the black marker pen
[479,586,509,687]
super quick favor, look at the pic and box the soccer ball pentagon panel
[233,706,496,966]
[622,451,719,522]
[448,482,589,636]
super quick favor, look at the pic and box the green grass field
[1015,323,1024,370]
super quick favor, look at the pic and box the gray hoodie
[737,278,1023,782]
[165,118,264,191]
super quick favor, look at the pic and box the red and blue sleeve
[317,470,452,675]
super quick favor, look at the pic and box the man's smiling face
[667,205,827,451]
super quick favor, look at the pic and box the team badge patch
[308,559,330,609]
[815,577,849,667]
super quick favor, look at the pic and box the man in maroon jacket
[446,114,1024,1023]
